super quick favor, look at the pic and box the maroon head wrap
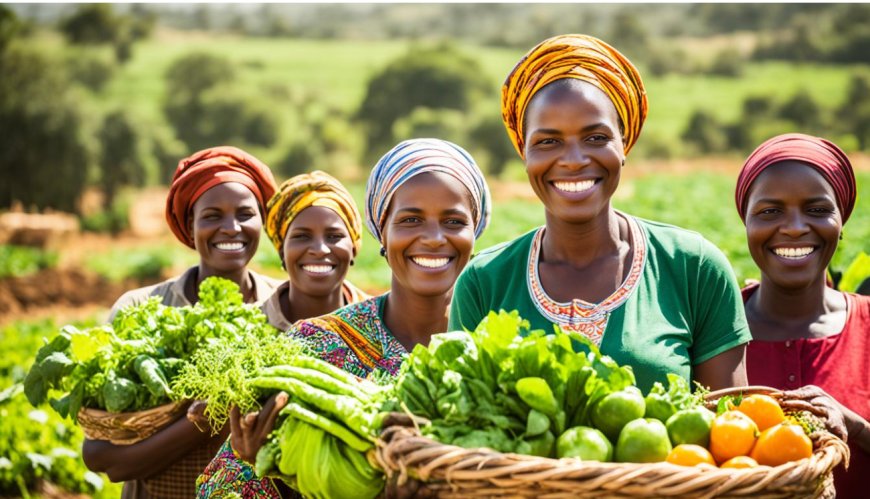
[735,133,855,224]
[166,146,277,248]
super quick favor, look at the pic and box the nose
[559,140,591,170]
[306,236,330,256]
[779,209,810,238]
[220,216,242,234]
[420,221,447,248]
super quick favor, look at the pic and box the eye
[444,218,469,227]
[290,233,310,240]
[808,206,835,215]
[587,133,610,144]
[398,216,421,224]
[327,233,346,242]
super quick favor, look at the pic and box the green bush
[0,245,58,279]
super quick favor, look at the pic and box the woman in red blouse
[735,133,869,497]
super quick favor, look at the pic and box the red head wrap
[165,146,277,248]
[735,133,855,224]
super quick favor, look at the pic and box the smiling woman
[449,34,751,394]
[84,146,282,499]
[195,138,491,497]
[259,170,368,331]
[736,133,870,496]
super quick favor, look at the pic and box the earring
[379,247,386,257]
[349,259,355,266]
[621,159,626,167]
[839,232,844,241]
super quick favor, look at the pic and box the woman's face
[523,80,625,225]
[744,161,842,290]
[191,182,262,275]
[283,205,356,298]
[381,172,476,298]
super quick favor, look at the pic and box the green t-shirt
[449,216,751,392]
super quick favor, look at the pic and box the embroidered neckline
[526,213,647,345]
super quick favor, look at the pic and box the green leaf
[69,326,112,362]
[839,251,870,292]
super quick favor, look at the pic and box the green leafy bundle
[388,310,643,456]
[23,277,277,417]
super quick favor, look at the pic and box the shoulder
[635,216,728,266]
[466,229,538,272]
[342,279,371,304]
[107,276,180,322]
[249,270,284,303]
[847,292,870,322]
[295,295,384,335]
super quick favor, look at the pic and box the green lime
[591,386,646,441]
[644,392,677,422]
[556,426,613,461]
[615,418,672,463]
[666,406,715,447]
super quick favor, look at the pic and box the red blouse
[744,285,870,498]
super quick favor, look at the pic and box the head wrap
[364,138,491,244]
[501,33,648,158]
[735,133,856,224]
[165,146,277,248]
[265,170,363,255]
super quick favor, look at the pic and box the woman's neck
[748,277,846,339]
[383,285,451,351]
[283,284,345,323]
[191,265,254,303]
[542,208,624,267]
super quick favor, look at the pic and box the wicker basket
[77,400,191,445]
[375,386,850,498]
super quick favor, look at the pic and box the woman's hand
[782,385,870,452]
[229,391,289,464]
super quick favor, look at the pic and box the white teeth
[773,247,814,259]
[302,265,334,274]
[215,242,244,251]
[553,180,595,193]
[411,257,450,268]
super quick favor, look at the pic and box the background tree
[98,110,146,212]
[58,4,120,45]
[355,43,491,162]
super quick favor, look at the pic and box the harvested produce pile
[388,310,817,469]
[23,277,278,417]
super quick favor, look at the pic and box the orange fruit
[750,423,813,466]
[719,456,759,469]
[666,444,716,467]
[734,394,786,432]
[710,410,758,464]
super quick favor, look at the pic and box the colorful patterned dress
[196,294,406,497]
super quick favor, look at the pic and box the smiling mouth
[301,264,335,274]
[214,242,245,251]
[772,247,815,259]
[552,179,596,193]
[411,256,452,269]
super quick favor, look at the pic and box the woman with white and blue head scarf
[198,138,491,497]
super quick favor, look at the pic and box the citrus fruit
[644,392,677,422]
[734,394,786,432]
[709,410,758,464]
[750,422,812,466]
[592,386,646,441]
[719,456,759,469]
[666,444,716,467]
[615,418,672,463]
[666,406,715,447]
[556,426,613,461]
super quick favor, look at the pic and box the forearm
[839,403,870,454]
[82,416,220,482]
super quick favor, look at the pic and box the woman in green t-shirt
[449,34,750,393]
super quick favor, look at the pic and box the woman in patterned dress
[448,34,750,393]
[196,138,491,497]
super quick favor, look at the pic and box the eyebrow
[752,196,835,205]
[529,122,614,135]
[393,207,470,216]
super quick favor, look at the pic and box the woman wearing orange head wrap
[83,146,282,499]
[736,133,868,495]
[451,34,751,394]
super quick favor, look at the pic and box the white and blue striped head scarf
[365,138,492,244]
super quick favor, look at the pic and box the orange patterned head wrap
[501,34,648,158]
[265,170,362,256]
[165,146,277,248]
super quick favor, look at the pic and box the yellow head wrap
[265,170,362,257]
[501,34,648,158]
